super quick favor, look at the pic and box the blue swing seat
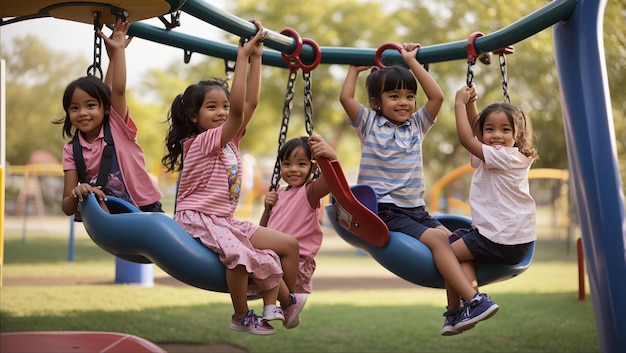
[79,193,228,292]
[326,184,535,289]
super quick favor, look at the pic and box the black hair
[278,136,317,182]
[52,75,111,140]
[162,78,231,172]
[365,66,418,109]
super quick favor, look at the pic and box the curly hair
[161,78,230,172]
[474,102,539,160]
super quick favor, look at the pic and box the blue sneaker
[440,307,463,336]
[454,293,499,332]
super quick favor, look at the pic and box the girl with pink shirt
[161,20,302,336]
[444,83,539,336]
[56,19,163,218]
[260,135,337,329]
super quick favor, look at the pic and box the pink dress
[174,126,283,294]
[266,184,323,293]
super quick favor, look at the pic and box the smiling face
[192,86,230,132]
[279,146,313,188]
[376,88,416,125]
[481,110,516,148]
[68,88,107,142]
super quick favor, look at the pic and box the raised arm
[100,19,130,121]
[455,85,484,160]
[221,22,265,147]
[465,83,481,141]
[340,65,369,124]
[242,20,268,135]
[401,43,444,120]
[306,134,338,208]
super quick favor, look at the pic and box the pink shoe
[263,306,285,322]
[230,310,276,335]
[281,293,308,329]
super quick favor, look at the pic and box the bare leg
[226,265,250,319]
[420,228,476,301]
[250,227,299,292]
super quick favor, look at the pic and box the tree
[2,35,87,164]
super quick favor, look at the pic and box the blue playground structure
[1,0,624,351]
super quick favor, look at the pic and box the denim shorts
[453,227,533,265]
[377,203,443,240]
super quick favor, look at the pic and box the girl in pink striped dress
[161,20,302,336]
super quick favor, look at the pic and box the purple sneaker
[230,310,276,335]
[454,293,499,332]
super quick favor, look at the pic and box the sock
[282,293,296,309]
[263,304,277,318]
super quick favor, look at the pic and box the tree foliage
[2,0,624,192]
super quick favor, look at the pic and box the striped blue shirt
[349,105,435,208]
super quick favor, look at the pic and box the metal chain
[302,71,314,137]
[499,52,511,103]
[86,12,103,79]
[466,62,475,87]
[269,68,298,191]
[302,69,320,179]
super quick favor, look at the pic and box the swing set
[2,1,625,351]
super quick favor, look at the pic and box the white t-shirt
[469,144,536,245]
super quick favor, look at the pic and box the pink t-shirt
[469,145,536,245]
[266,184,323,260]
[62,107,163,208]
[175,126,244,217]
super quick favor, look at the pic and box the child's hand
[350,65,371,73]
[238,19,267,58]
[248,19,268,58]
[309,135,337,160]
[455,84,477,105]
[100,19,130,55]
[401,42,420,63]
[71,184,107,202]
[264,191,278,209]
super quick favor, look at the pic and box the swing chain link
[466,62,475,88]
[499,52,511,103]
[270,68,298,191]
[302,71,314,137]
[87,12,104,79]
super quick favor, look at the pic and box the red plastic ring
[374,42,403,69]
[280,28,303,71]
[493,45,515,55]
[467,32,484,63]
[295,38,322,72]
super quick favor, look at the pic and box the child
[56,19,163,217]
[444,83,538,335]
[340,42,498,335]
[260,135,337,328]
[161,20,302,336]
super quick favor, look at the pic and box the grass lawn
[1,224,599,352]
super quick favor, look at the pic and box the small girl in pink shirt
[260,135,338,328]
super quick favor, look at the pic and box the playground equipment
[1,0,624,351]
